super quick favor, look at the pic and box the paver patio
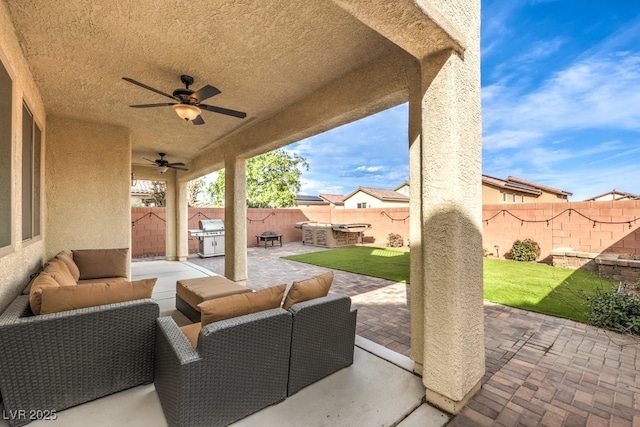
[189,242,640,426]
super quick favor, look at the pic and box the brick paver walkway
[187,242,640,426]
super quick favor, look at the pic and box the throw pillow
[72,248,128,280]
[29,272,61,315]
[199,284,286,326]
[282,271,333,310]
[43,259,77,287]
[39,277,156,315]
[54,251,81,282]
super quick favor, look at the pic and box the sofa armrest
[287,293,358,396]
[0,295,159,426]
[156,316,201,365]
[155,308,293,427]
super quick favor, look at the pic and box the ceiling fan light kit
[173,104,202,121]
[122,75,246,125]
[144,153,188,173]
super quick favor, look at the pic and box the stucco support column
[175,179,189,261]
[408,47,484,414]
[224,155,247,284]
[165,170,188,261]
[165,169,177,261]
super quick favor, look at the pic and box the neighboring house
[394,181,410,197]
[584,189,640,202]
[344,176,572,209]
[131,180,155,206]
[343,186,409,209]
[481,175,572,204]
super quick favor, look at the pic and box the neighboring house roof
[481,175,572,197]
[584,189,640,201]
[344,186,409,202]
[319,193,345,206]
[393,181,409,192]
[131,180,154,197]
[482,175,542,196]
[506,176,572,197]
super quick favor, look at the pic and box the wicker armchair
[287,293,357,396]
[0,295,159,427]
[155,308,292,427]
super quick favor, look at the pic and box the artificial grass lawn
[283,246,615,324]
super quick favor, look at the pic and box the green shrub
[510,238,541,262]
[585,285,640,335]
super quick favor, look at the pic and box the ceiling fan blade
[192,85,221,103]
[192,115,205,125]
[168,165,189,171]
[167,162,186,167]
[143,157,159,164]
[130,103,176,108]
[199,104,247,119]
[122,77,177,101]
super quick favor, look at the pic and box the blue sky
[287,0,640,201]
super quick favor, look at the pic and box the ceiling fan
[144,153,188,173]
[122,75,246,125]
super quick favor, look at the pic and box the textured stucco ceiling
[5,0,456,173]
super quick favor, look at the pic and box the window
[512,194,516,203]
[22,103,41,241]
[502,192,506,202]
[357,202,367,209]
[0,60,11,249]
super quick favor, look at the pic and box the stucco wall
[46,116,131,264]
[0,1,47,311]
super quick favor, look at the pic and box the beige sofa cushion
[180,322,202,348]
[199,284,286,326]
[282,271,333,310]
[72,248,128,280]
[54,251,81,282]
[39,278,156,315]
[43,259,77,287]
[29,272,62,315]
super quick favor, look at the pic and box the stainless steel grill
[189,219,225,257]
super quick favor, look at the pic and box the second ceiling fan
[122,75,246,125]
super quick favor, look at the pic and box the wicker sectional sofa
[0,249,159,427]
[155,272,358,427]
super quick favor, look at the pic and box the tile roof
[344,186,409,202]
[319,194,345,205]
[584,189,640,201]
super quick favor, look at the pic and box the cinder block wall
[482,200,640,260]
[131,200,640,259]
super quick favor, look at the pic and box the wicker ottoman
[176,276,252,322]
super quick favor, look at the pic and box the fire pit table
[256,231,282,248]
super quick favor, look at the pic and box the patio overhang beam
[331,0,466,61]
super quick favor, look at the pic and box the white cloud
[354,165,385,173]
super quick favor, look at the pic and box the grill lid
[198,219,224,231]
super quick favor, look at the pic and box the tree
[149,181,166,207]
[187,178,205,207]
[206,149,308,208]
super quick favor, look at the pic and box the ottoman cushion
[176,276,252,312]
